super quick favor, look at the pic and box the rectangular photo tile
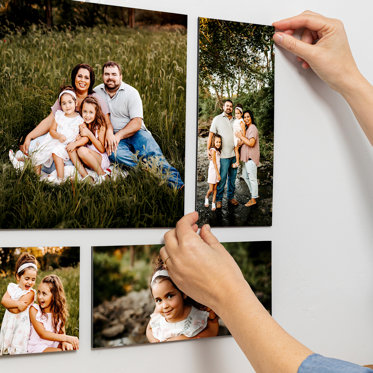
[0,246,80,356]
[0,2,186,229]
[92,242,271,348]
[196,17,274,227]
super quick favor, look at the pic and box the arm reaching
[162,212,312,373]
[273,11,373,145]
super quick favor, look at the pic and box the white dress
[149,306,209,342]
[0,283,35,355]
[233,118,244,147]
[31,110,83,168]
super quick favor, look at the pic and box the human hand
[217,175,221,182]
[161,212,246,313]
[272,11,359,93]
[235,131,242,139]
[17,301,29,312]
[20,135,31,156]
[59,135,67,143]
[66,335,79,350]
[79,123,91,137]
[66,143,76,152]
[206,149,212,161]
[61,342,74,351]
[105,130,119,156]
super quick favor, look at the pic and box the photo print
[0,2,187,229]
[0,246,80,356]
[196,17,274,227]
[92,242,271,348]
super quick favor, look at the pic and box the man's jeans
[109,129,184,189]
[216,156,237,202]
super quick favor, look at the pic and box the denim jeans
[298,354,373,373]
[109,129,184,189]
[242,159,258,199]
[216,156,237,202]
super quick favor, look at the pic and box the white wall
[1,0,372,371]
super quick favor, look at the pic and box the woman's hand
[65,335,79,350]
[272,11,359,94]
[235,131,243,139]
[61,342,74,351]
[20,135,31,155]
[66,143,76,152]
[161,212,246,312]
[59,135,67,143]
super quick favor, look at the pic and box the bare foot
[245,198,257,207]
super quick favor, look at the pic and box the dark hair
[223,99,233,106]
[15,252,38,278]
[80,96,107,137]
[102,61,122,75]
[40,275,68,332]
[243,109,255,125]
[58,85,76,105]
[71,63,95,94]
[209,133,222,151]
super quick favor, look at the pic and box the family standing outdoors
[205,99,260,211]
[13,62,184,189]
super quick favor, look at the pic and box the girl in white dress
[0,253,38,355]
[232,104,246,168]
[32,86,84,183]
[146,259,219,343]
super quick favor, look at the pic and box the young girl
[28,274,79,353]
[32,86,84,183]
[146,260,219,343]
[67,96,110,183]
[0,253,38,355]
[232,104,246,168]
[204,134,222,211]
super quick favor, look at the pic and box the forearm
[214,280,312,373]
[37,329,68,343]
[339,71,373,145]
[2,297,20,309]
[115,118,142,140]
[27,113,53,140]
[50,129,62,141]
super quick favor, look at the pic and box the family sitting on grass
[205,100,260,211]
[9,62,184,189]
[0,253,79,355]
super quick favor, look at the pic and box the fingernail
[204,224,211,231]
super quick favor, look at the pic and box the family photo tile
[0,2,186,229]
[92,242,271,348]
[0,246,80,356]
[196,17,274,227]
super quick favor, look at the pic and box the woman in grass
[67,96,110,183]
[28,275,79,353]
[20,63,110,169]
[0,253,38,355]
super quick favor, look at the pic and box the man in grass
[94,61,184,190]
[207,99,239,209]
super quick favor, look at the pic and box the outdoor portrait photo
[92,242,271,348]
[0,1,186,229]
[0,246,80,356]
[196,17,274,227]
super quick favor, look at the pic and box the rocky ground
[93,289,230,348]
[196,136,273,227]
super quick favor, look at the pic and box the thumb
[199,224,221,248]
[274,32,314,61]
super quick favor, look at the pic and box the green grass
[0,265,80,337]
[0,25,186,228]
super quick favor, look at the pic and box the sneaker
[211,202,216,211]
[204,197,209,207]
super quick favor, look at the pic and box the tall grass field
[0,25,186,228]
[0,265,80,337]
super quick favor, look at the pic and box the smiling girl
[27,275,79,353]
[146,260,219,343]
[0,253,38,355]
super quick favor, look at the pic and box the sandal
[211,202,216,211]
[204,197,209,207]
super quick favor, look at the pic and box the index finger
[273,12,326,32]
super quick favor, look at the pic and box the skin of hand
[105,129,118,156]
[61,342,74,351]
[66,142,77,152]
[162,212,312,373]
[17,300,30,312]
[65,335,79,350]
[79,123,92,138]
[59,135,67,143]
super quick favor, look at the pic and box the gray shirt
[210,112,235,158]
[94,82,147,133]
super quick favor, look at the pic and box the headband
[235,106,243,113]
[59,90,76,101]
[17,263,37,274]
[151,269,169,285]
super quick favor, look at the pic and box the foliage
[0,265,80,337]
[224,241,271,311]
[0,24,186,228]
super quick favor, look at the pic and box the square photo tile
[92,242,271,348]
